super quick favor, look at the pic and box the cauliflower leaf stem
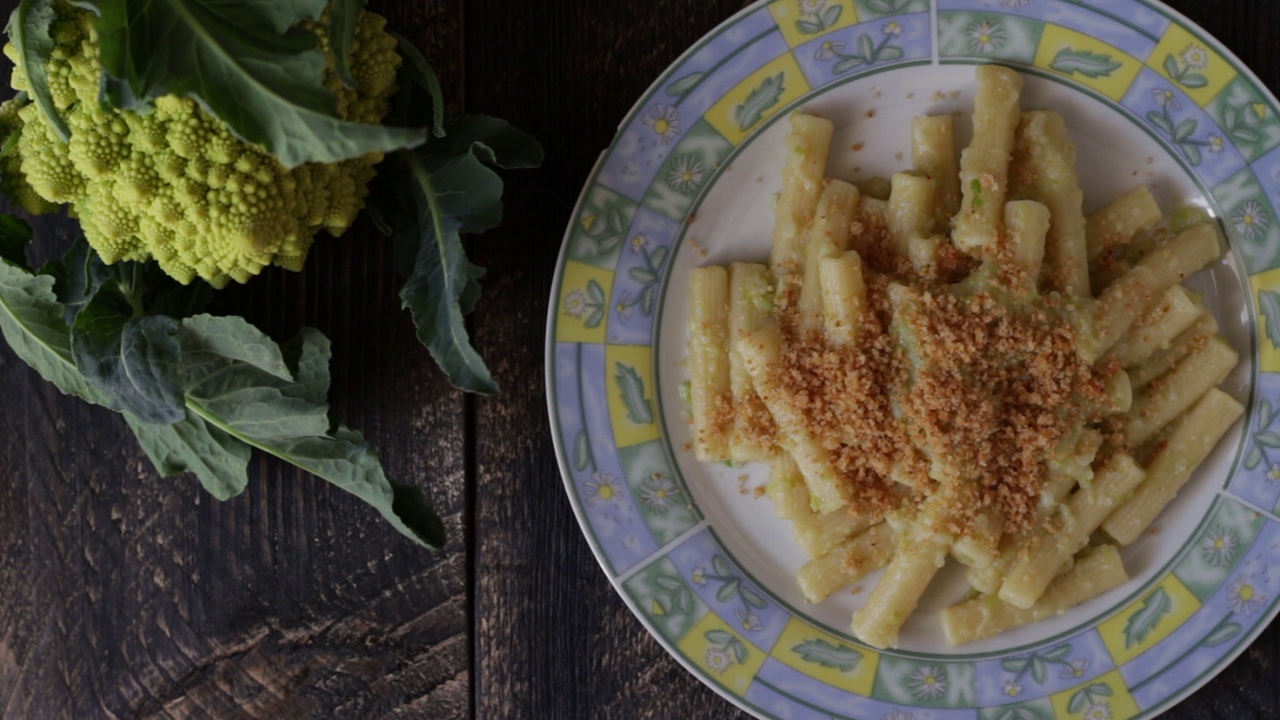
[6,0,67,141]
[330,0,361,89]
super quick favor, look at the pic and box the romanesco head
[0,2,402,287]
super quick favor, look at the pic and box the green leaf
[71,304,185,424]
[712,555,731,576]
[878,45,904,62]
[1181,142,1202,166]
[1088,683,1113,697]
[1173,118,1197,142]
[95,0,426,167]
[573,429,590,471]
[1067,689,1089,715]
[821,5,841,28]
[1260,290,1280,349]
[868,0,893,11]
[0,214,32,268]
[389,480,447,549]
[181,315,294,381]
[792,638,860,672]
[629,266,657,284]
[430,115,545,171]
[705,629,735,645]
[1124,587,1172,648]
[1203,622,1242,647]
[640,285,655,316]
[145,275,214,321]
[1245,444,1264,470]
[858,34,876,60]
[597,235,622,256]
[390,31,446,137]
[0,113,21,161]
[716,578,740,602]
[396,150,494,393]
[676,588,692,614]
[655,576,682,591]
[329,0,362,89]
[275,429,445,548]
[45,236,111,326]
[1182,73,1208,89]
[1043,644,1072,661]
[175,317,444,547]
[650,245,669,271]
[180,327,328,442]
[1254,431,1280,448]
[584,307,604,329]
[1232,127,1261,144]
[280,327,331,406]
[733,72,784,132]
[586,279,606,305]
[1163,55,1180,78]
[1224,105,1241,129]
[796,19,822,34]
[6,0,70,142]
[741,584,768,609]
[1031,656,1048,684]
[1148,110,1174,135]
[386,117,541,394]
[615,362,654,424]
[666,72,704,98]
[0,258,99,402]
[730,638,748,664]
[833,56,866,74]
[1259,398,1273,429]
[1001,657,1029,673]
[126,410,252,500]
[1050,47,1123,78]
[606,208,625,235]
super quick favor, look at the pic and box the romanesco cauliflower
[0,2,402,287]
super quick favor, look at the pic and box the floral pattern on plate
[549,1,1280,718]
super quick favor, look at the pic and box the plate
[546,1,1280,717]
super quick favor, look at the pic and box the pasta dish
[686,65,1242,649]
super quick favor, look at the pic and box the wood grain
[465,2,753,717]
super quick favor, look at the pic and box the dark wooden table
[0,1,1276,718]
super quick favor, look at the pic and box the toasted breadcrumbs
[751,233,1110,537]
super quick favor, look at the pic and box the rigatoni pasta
[685,66,1242,648]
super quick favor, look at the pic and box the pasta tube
[689,266,732,461]
[798,522,895,602]
[771,113,834,278]
[999,454,1144,609]
[942,545,1128,645]
[953,65,1024,254]
[1104,389,1244,545]
[740,320,850,512]
[912,115,960,225]
[728,263,777,462]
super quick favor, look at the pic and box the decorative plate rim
[546,1,1280,718]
